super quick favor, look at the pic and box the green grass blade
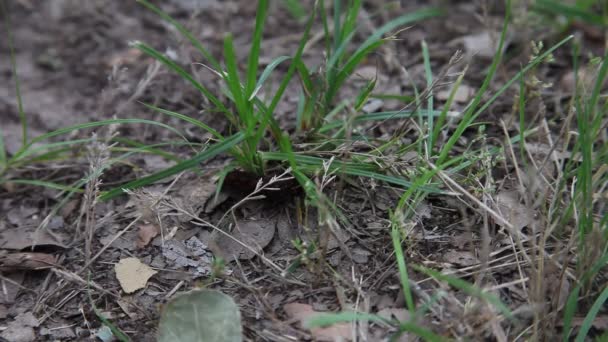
[437,5,573,167]
[249,56,291,100]
[574,286,608,342]
[0,127,7,170]
[421,40,433,154]
[332,0,342,53]
[342,0,361,42]
[392,322,445,342]
[223,34,250,126]
[100,132,245,200]
[136,0,222,71]
[320,109,443,133]
[532,0,606,26]
[246,0,269,97]
[563,287,580,341]
[260,152,442,193]
[2,179,84,193]
[354,79,376,111]
[12,118,187,162]
[281,0,305,20]
[1,0,27,148]
[87,281,131,342]
[391,215,415,313]
[264,1,317,140]
[132,41,229,115]
[342,7,441,75]
[306,311,391,327]
[140,102,223,139]
[415,265,514,320]
[431,68,466,152]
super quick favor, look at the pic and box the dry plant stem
[52,268,119,298]
[115,60,161,115]
[77,214,142,275]
[38,289,79,324]
[0,274,37,294]
[429,162,532,259]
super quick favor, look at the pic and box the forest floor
[0,0,606,341]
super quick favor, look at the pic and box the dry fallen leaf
[162,236,213,278]
[0,312,39,342]
[136,223,160,248]
[114,257,157,293]
[283,302,352,342]
[0,228,66,250]
[443,250,478,267]
[210,219,275,262]
[0,252,58,271]
[495,190,535,231]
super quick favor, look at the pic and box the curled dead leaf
[0,252,58,271]
[136,223,160,249]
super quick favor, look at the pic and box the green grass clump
[97,0,441,201]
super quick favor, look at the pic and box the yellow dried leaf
[114,257,157,294]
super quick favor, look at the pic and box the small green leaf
[158,290,242,342]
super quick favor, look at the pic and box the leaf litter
[114,257,157,293]
[162,236,214,277]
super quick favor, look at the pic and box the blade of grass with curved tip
[249,56,291,100]
[332,8,442,101]
[132,41,229,117]
[99,132,245,200]
[574,286,608,342]
[13,138,93,161]
[136,0,222,72]
[245,0,269,97]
